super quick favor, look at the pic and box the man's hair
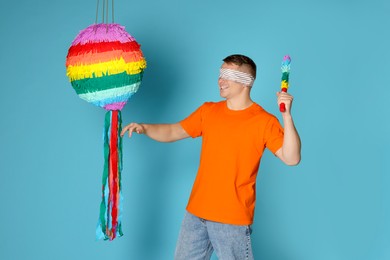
[223,54,257,79]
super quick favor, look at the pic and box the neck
[226,95,253,110]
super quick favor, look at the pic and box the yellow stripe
[281,80,289,90]
[66,57,146,81]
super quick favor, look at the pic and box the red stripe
[67,41,141,58]
[109,110,119,238]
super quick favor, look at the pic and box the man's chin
[219,92,227,98]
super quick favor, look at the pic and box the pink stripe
[72,23,135,46]
[104,102,127,111]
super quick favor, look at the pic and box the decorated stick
[279,55,291,112]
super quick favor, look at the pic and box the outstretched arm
[275,92,301,166]
[120,122,190,143]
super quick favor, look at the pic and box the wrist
[140,123,147,134]
[282,112,292,120]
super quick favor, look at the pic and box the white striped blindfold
[219,68,255,86]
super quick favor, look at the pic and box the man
[121,54,301,259]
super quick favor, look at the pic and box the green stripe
[281,72,289,82]
[71,72,143,95]
[118,111,123,191]
[118,223,123,237]
[99,111,111,238]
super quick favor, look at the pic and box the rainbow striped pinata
[65,23,146,241]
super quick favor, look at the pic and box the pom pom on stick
[279,55,291,112]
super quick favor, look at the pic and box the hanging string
[95,0,115,32]
[95,0,100,24]
[102,0,105,24]
[106,0,109,22]
[112,0,115,23]
[106,0,109,32]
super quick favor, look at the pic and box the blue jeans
[174,211,254,260]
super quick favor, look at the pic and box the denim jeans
[174,211,254,260]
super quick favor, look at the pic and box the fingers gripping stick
[280,55,291,112]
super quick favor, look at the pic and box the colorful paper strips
[96,110,123,240]
[66,23,146,111]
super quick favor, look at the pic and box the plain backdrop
[0,0,389,259]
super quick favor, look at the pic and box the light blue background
[0,0,389,259]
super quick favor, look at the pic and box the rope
[95,0,100,24]
[106,0,109,32]
[112,0,115,23]
[95,0,115,32]
[102,0,105,23]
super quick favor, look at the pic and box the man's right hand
[121,123,145,138]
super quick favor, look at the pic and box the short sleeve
[180,103,208,138]
[264,116,284,154]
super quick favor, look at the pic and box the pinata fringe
[72,24,135,45]
[66,50,145,67]
[66,58,146,81]
[67,41,141,60]
[71,72,143,95]
[96,110,123,241]
[78,83,140,109]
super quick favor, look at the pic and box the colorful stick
[280,55,291,112]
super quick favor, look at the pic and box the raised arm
[275,92,301,166]
[120,122,190,143]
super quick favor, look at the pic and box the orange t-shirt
[180,101,284,225]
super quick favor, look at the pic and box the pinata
[65,22,146,240]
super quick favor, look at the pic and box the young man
[121,54,301,259]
